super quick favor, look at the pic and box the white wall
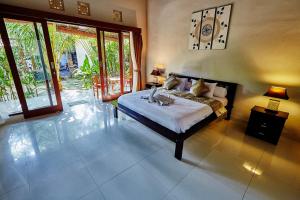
[0,0,147,85]
[147,0,300,141]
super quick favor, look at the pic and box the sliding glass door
[122,32,132,92]
[0,15,134,119]
[98,29,132,101]
[0,32,22,116]
[0,17,62,118]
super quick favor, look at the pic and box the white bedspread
[118,90,213,133]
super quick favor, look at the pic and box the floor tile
[79,189,105,200]
[139,148,193,190]
[29,163,97,200]
[101,164,169,200]
[86,147,140,186]
[0,185,30,200]
[168,167,244,200]
[244,173,300,200]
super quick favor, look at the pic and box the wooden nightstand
[246,106,289,145]
[145,82,162,89]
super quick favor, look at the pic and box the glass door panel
[47,22,99,103]
[4,18,59,111]
[0,33,22,115]
[103,31,121,98]
[122,32,132,92]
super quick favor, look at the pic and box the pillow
[163,76,179,90]
[203,82,217,98]
[191,79,197,85]
[189,79,209,97]
[214,86,227,98]
[175,78,188,91]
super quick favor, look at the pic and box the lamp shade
[150,69,161,76]
[264,86,289,100]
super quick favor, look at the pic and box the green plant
[74,55,99,89]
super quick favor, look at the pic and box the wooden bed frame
[115,73,238,160]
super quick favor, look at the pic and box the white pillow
[214,86,227,98]
[175,78,188,91]
[191,79,197,85]
[203,82,217,98]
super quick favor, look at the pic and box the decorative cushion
[175,78,188,91]
[189,79,209,97]
[214,86,227,98]
[203,82,217,98]
[163,76,179,90]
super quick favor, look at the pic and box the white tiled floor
[0,102,299,200]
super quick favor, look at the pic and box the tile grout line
[241,150,265,200]
[160,132,228,200]
[74,145,107,200]
[77,140,163,200]
[98,146,163,187]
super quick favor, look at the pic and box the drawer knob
[260,122,267,128]
[257,132,265,136]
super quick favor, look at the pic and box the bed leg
[113,106,118,118]
[175,140,184,160]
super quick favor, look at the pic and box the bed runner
[163,90,227,118]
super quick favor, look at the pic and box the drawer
[246,107,288,145]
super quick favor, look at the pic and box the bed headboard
[169,73,238,120]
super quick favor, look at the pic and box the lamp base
[153,76,159,84]
[266,99,280,114]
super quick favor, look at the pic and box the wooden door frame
[0,3,141,103]
[99,29,125,101]
[0,17,63,118]
[0,4,141,34]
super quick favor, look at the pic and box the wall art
[188,4,232,50]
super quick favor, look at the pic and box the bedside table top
[252,106,289,119]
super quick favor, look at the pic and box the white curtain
[130,32,138,92]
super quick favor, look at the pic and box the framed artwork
[77,1,90,16]
[113,10,123,22]
[188,4,232,50]
[49,0,64,11]
[199,8,216,50]
[188,11,202,50]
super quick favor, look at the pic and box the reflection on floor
[0,102,299,200]
[0,89,95,116]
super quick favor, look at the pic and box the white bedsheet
[118,90,213,133]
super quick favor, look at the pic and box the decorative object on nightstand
[264,86,289,113]
[145,82,162,89]
[246,106,289,145]
[150,68,161,84]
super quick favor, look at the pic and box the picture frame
[77,1,90,16]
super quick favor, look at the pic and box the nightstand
[246,106,289,145]
[145,82,162,89]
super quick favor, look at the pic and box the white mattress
[118,90,213,133]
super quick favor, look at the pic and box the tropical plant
[4,21,39,98]
[74,55,99,89]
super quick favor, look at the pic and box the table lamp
[151,68,161,84]
[264,86,289,113]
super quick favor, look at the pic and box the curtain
[130,31,142,92]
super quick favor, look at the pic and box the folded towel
[154,94,174,106]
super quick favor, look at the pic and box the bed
[115,73,237,160]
